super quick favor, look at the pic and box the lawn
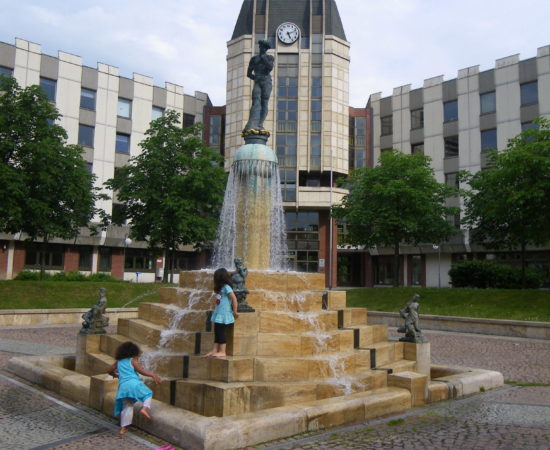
[344,287,550,322]
[0,281,164,309]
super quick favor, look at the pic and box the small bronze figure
[80,287,109,334]
[397,294,426,343]
[231,258,255,312]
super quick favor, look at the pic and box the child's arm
[228,291,239,319]
[132,358,162,383]
[106,362,118,378]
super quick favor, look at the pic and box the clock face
[277,22,300,44]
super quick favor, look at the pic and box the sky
[0,0,548,107]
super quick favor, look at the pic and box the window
[520,81,538,106]
[480,91,496,115]
[445,172,459,189]
[209,115,223,148]
[444,136,459,157]
[444,100,458,122]
[125,248,155,272]
[310,134,321,170]
[286,212,319,272]
[481,129,497,152]
[152,106,164,121]
[40,77,56,102]
[311,76,322,98]
[117,98,132,118]
[277,76,298,97]
[98,248,112,271]
[111,203,127,225]
[25,243,64,268]
[411,108,424,129]
[78,246,92,270]
[183,114,195,128]
[78,124,94,147]
[0,66,13,77]
[80,88,96,110]
[381,115,392,136]
[411,143,424,155]
[115,133,130,154]
[381,147,393,153]
[522,121,538,132]
[86,162,93,172]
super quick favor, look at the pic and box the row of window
[400,121,538,158]
[78,124,131,153]
[381,81,539,135]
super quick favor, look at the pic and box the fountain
[7,39,504,450]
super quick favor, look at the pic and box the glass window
[183,114,195,128]
[411,143,424,155]
[445,172,459,189]
[78,246,92,270]
[152,106,164,120]
[480,91,496,115]
[481,129,497,152]
[444,100,458,122]
[520,81,538,106]
[125,248,154,272]
[117,98,132,118]
[111,203,127,225]
[98,248,112,271]
[40,77,56,102]
[411,108,424,129]
[78,124,94,147]
[444,135,459,157]
[522,121,538,132]
[86,162,93,172]
[381,115,392,136]
[25,243,64,269]
[80,88,96,110]
[0,66,13,77]
[115,133,130,154]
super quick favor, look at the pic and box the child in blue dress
[107,341,161,435]
[204,268,239,358]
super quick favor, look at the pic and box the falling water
[211,155,288,271]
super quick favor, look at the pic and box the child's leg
[120,398,134,434]
[212,324,227,357]
[203,343,219,357]
[139,396,152,420]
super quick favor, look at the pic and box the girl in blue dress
[204,268,239,358]
[107,341,161,435]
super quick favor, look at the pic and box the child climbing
[107,341,161,435]
[203,268,239,358]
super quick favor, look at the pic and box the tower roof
[232,0,347,41]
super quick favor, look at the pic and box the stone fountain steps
[138,302,210,331]
[158,287,213,310]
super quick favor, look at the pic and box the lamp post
[123,237,132,281]
[432,244,441,288]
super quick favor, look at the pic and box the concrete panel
[118,77,133,99]
[40,54,58,80]
[479,113,496,130]
[520,103,540,123]
[519,57,537,83]
[538,45,550,115]
[442,79,457,102]
[79,108,96,126]
[0,42,15,68]
[479,69,495,93]
[81,66,98,90]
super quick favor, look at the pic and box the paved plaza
[0,325,548,449]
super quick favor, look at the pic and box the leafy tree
[0,75,107,279]
[333,150,459,286]
[460,118,550,288]
[105,110,226,282]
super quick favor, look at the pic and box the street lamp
[432,244,441,288]
[123,237,132,281]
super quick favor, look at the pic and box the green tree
[0,75,107,279]
[333,150,459,286]
[105,110,226,283]
[460,118,550,288]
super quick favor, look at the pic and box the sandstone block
[388,371,427,406]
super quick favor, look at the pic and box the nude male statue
[243,39,274,132]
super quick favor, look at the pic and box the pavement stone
[0,324,549,449]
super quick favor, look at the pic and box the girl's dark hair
[115,341,141,360]
[213,268,233,293]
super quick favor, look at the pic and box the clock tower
[226,0,350,283]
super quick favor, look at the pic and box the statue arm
[247,58,255,80]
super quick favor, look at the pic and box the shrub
[449,260,544,289]
[14,270,46,281]
[87,272,119,282]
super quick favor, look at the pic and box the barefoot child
[107,341,161,435]
[204,268,239,358]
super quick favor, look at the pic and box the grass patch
[387,418,405,427]
[0,280,166,309]
[505,380,550,387]
[344,287,550,322]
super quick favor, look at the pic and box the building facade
[0,38,211,282]
[1,1,548,287]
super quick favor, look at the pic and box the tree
[460,118,550,288]
[333,150,459,286]
[105,110,226,283]
[0,75,107,279]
